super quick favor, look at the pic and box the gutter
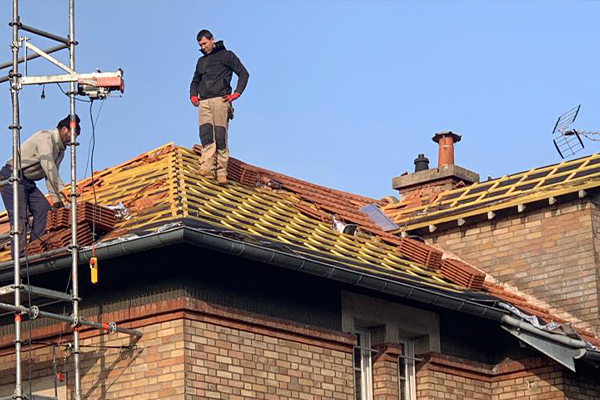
[501,314,600,371]
[0,226,508,321]
[0,228,186,280]
[502,315,589,348]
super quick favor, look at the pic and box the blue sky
[0,0,599,202]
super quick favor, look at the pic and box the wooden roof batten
[389,152,600,234]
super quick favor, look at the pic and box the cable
[88,100,101,241]
[578,131,600,142]
[56,83,91,103]
[84,99,104,179]
[18,166,33,400]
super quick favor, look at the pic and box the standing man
[0,114,80,256]
[190,29,249,184]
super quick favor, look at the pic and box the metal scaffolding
[0,2,138,400]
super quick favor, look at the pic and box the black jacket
[190,41,249,100]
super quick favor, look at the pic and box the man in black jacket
[190,29,249,184]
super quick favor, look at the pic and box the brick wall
[416,354,600,400]
[0,297,596,400]
[0,318,185,400]
[0,297,355,400]
[491,364,565,400]
[563,366,600,399]
[425,199,600,332]
[416,357,491,400]
[372,344,400,400]
[183,318,354,400]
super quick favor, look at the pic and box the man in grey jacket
[0,114,80,255]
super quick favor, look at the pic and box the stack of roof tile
[375,234,443,271]
[396,237,443,270]
[27,202,115,255]
[45,203,116,233]
[27,224,94,255]
[227,157,261,187]
[440,258,486,290]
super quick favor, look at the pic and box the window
[398,340,417,400]
[353,330,373,400]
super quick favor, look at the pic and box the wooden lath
[386,152,600,229]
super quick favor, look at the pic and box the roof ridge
[75,142,177,190]
[189,144,379,205]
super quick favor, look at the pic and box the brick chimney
[392,131,479,196]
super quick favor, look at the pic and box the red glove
[190,95,199,106]
[223,93,240,103]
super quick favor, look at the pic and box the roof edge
[0,224,507,322]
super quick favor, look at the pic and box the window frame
[353,329,374,400]
[398,339,417,400]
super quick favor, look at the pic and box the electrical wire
[56,83,91,103]
[88,100,102,243]
[84,99,104,179]
[578,131,600,142]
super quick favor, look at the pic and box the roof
[0,144,460,293]
[0,143,598,348]
[384,152,600,231]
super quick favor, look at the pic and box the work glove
[223,93,240,103]
[190,95,199,107]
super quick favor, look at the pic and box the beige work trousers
[198,97,233,178]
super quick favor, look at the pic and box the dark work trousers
[0,164,51,257]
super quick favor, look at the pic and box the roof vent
[332,216,358,235]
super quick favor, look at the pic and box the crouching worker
[0,114,80,257]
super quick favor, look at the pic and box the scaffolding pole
[9,1,23,400]
[0,302,143,337]
[67,1,82,399]
[3,3,137,400]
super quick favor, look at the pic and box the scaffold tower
[0,2,140,400]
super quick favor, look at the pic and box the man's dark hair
[196,29,213,41]
[57,114,81,135]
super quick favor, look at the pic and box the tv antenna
[552,105,600,159]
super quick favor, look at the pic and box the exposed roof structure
[384,152,600,231]
[0,143,598,356]
[0,144,457,292]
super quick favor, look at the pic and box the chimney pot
[414,154,430,172]
[432,131,462,168]
[392,131,478,197]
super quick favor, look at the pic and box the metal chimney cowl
[414,154,430,172]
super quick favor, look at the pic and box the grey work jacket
[6,129,66,203]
